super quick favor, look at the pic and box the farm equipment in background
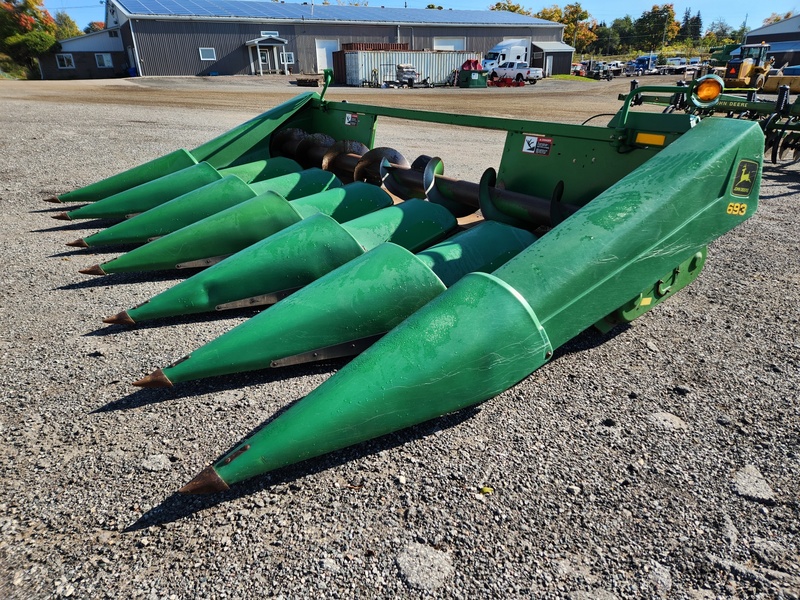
[46,71,762,494]
[622,77,800,164]
[724,43,774,90]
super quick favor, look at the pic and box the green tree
[54,10,81,40]
[489,2,531,14]
[1,0,57,71]
[611,15,635,52]
[633,4,679,50]
[706,18,733,41]
[589,22,621,55]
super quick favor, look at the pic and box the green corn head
[47,73,763,494]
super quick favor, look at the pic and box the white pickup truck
[489,61,544,84]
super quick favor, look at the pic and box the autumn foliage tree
[1,0,57,72]
[534,3,597,53]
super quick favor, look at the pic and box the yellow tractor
[724,43,774,89]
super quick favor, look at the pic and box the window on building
[199,47,217,61]
[261,31,279,37]
[280,52,295,65]
[56,54,75,69]
[95,53,113,68]
[108,30,119,38]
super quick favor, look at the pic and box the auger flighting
[50,73,763,494]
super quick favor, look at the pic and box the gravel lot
[1,75,798,599]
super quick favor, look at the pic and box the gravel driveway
[0,75,798,599]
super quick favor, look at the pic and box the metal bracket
[176,255,230,269]
[215,287,300,311]
[269,334,384,368]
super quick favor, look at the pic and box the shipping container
[343,50,482,86]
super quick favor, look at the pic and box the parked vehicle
[724,43,774,89]
[626,54,659,76]
[659,57,688,75]
[490,61,543,83]
[586,61,614,81]
[482,39,531,71]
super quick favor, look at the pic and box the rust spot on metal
[223,444,251,465]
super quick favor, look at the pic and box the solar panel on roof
[114,0,553,25]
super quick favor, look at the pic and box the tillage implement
[48,72,762,494]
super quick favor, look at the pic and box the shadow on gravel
[761,165,800,198]
[48,243,143,258]
[57,269,196,290]
[83,305,258,339]
[552,323,631,359]
[123,406,480,531]
[30,217,121,233]
[93,357,337,412]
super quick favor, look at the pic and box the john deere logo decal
[732,160,757,197]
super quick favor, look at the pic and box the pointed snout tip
[52,212,72,221]
[179,466,230,495]
[78,264,106,276]
[102,310,135,326]
[132,368,173,389]
[66,238,89,249]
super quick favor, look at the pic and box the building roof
[113,0,559,26]
[531,41,574,52]
[746,14,800,38]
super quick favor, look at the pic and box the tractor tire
[515,74,524,83]
[755,73,766,90]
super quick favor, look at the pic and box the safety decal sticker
[345,113,359,126]
[522,134,552,156]
[731,159,757,197]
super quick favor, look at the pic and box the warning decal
[731,159,757,197]
[522,135,553,156]
[345,113,359,126]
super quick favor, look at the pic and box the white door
[545,55,553,77]
[315,39,339,73]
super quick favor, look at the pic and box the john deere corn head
[50,73,762,494]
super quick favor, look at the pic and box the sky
[42,0,796,37]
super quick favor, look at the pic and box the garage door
[315,39,339,73]
[433,37,465,51]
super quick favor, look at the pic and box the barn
[40,0,573,80]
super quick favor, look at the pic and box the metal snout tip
[66,238,89,248]
[179,466,230,495]
[78,264,107,276]
[132,368,173,389]
[52,212,72,221]
[102,310,136,326]
[44,196,62,204]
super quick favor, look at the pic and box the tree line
[1,0,106,75]
[489,2,795,55]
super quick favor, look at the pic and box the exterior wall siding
[39,51,129,80]
[128,19,565,77]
